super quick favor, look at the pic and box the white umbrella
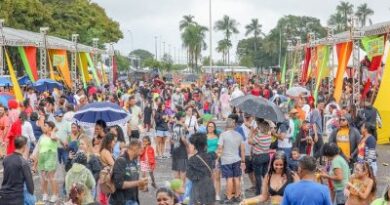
[286,86,310,97]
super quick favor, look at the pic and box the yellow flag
[5,49,24,102]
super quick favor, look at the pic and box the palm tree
[214,15,239,66]
[336,1,354,29]
[181,24,208,72]
[355,3,374,27]
[216,39,231,65]
[245,18,264,68]
[328,12,345,32]
[179,15,195,31]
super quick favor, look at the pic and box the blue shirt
[281,180,332,205]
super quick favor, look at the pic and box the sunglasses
[339,118,347,121]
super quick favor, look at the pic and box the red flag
[301,47,311,85]
[24,47,38,81]
[112,56,118,83]
[362,79,372,100]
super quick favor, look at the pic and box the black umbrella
[233,95,286,122]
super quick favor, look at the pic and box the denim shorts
[221,161,242,178]
[156,130,170,137]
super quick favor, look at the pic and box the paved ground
[1,121,389,204]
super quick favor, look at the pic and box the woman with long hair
[32,121,59,203]
[206,121,221,201]
[155,103,170,158]
[241,152,297,205]
[98,133,116,205]
[109,125,126,159]
[345,162,376,205]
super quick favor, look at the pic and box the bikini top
[268,173,294,196]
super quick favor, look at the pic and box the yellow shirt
[336,127,350,157]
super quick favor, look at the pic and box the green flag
[314,45,330,105]
[86,53,101,86]
[17,47,36,82]
[281,56,287,84]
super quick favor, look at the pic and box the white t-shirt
[129,106,141,130]
[22,121,36,144]
[218,130,243,165]
[278,119,294,148]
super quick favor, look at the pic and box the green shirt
[329,155,350,191]
[370,198,388,205]
[38,135,58,153]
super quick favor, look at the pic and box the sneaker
[222,198,234,204]
[42,194,49,201]
[233,195,242,203]
[49,195,58,203]
[215,195,221,201]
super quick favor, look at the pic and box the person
[32,121,60,203]
[344,162,376,205]
[184,106,198,138]
[281,156,332,205]
[320,143,350,205]
[206,121,222,201]
[64,183,85,205]
[294,120,312,155]
[371,184,390,205]
[241,113,257,192]
[155,103,170,159]
[140,136,157,189]
[172,88,184,112]
[143,99,153,132]
[0,136,34,205]
[218,118,245,203]
[356,101,382,139]
[156,187,179,205]
[20,112,36,157]
[288,148,302,172]
[54,109,72,164]
[110,140,148,205]
[99,133,115,205]
[126,96,142,140]
[219,88,231,120]
[241,153,297,205]
[309,99,325,158]
[0,105,10,158]
[358,123,377,176]
[248,118,271,195]
[68,123,81,155]
[186,133,216,205]
[65,152,96,204]
[171,113,188,187]
[110,125,126,160]
[329,114,361,165]
[5,111,22,155]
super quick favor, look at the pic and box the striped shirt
[251,133,272,155]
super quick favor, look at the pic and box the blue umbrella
[18,76,32,86]
[73,102,131,126]
[0,92,15,108]
[32,79,63,92]
[0,76,12,87]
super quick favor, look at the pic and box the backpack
[98,166,116,194]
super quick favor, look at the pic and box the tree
[245,18,264,68]
[214,15,239,66]
[161,53,173,72]
[328,1,354,32]
[130,49,154,67]
[143,58,162,69]
[181,23,208,73]
[216,39,231,65]
[328,12,345,33]
[179,15,195,31]
[356,3,374,27]
[0,0,123,46]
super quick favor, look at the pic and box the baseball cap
[54,109,64,117]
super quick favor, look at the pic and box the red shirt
[6,119,22,155]
[139,145,156,170]
[251,88,261,96]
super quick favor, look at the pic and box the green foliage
[355,3,374,27]
[214,15,239,66]
[328,2,374,32]
[143,58,161,69]
[130,49,154,65]
[114,51,130,71]
[161,53,173,72]
[0,0,123,46]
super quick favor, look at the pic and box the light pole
[0,19,5,76]
[209,0,213,75]
[127,30,134,53]
[154,36,158,60]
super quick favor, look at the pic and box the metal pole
[109,43,115,87]
[279,28,282,67]
[0,19,5,76]
[154,36,158,60]
[351,17,361,110]
[327,28,335,95]
[71,34,79,91]
[39,27,49,79]
[209,0,213,76]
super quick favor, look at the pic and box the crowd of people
[0,74,388,205]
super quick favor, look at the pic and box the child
[140,136,157,189]
[345,162,376,205]
[288,147,302,171]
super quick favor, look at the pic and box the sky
[92,0,390,62]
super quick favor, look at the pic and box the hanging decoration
[314,45,330,104]
[281,56,287,84]
[333,41,353,103]
[361,35,386,71]
[301,47,311,85]
[17,47,37,82]
[50,49,72,88]
[4,48,24,102]
[86,53,101,86]
[112,55,118,83]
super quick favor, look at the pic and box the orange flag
[49,49,72,88]
[334,42,353,103]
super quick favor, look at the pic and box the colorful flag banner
[24,47,38,81]
[49,50,72,88]
[77,53,87,88]
[86,53,101,86]
[373,43,390,144]
[334,41,353,103]
[17,47,36,83]
[314,45,330,104]
[281,56,287,84]
[4,48,24,102]
[47,51,56,80]
[361,35,385,60]
[301,47,311,85]
[113,55,118,83]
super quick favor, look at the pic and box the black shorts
[221,161,242,178]
[244,156,254,173]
